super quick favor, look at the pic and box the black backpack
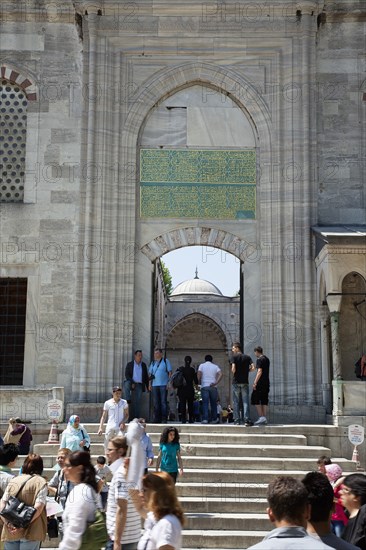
[171,367,187,389]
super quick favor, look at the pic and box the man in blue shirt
[148,348,172,423]
[123,350,149,421]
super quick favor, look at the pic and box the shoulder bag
[0,475,37,529]
[81,429,90,452]
[79,501,108,550]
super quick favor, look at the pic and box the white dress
[138,511,182,550]
[58,483,97,550]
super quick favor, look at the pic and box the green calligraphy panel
[140,149,256,219]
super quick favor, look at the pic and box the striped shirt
[106,459,141,544]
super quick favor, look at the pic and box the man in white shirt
[98,386,129,453]
[105,436,141,550]
[197,354,223,424]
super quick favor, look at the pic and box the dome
[171,273,223,296]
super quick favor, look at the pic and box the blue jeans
[123,380,143,420]
[105,540,138,550]
[331,520,345,538]
[201,386,218,422]
[152,385,168,422]
[232,383,250,422]
[4,541,41,550]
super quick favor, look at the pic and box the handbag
[0,476,37,529]
[81,429,90,452]
[47,516,59,538]
[80,509,108,550]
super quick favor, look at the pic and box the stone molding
[141,226,257,263]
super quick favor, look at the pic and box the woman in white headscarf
[59,415,90,453]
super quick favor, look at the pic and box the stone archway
[340,272,366,379]
[166,313,231,407]
[166,308,233,350]
[141,227,255,263]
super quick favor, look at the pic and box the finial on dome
[195,267,199,279]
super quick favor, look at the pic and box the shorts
[251,382,270,405]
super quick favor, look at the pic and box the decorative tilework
[140,149,256,219]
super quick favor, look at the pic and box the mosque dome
[171,270,223,296]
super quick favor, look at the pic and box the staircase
[33,423,357,550]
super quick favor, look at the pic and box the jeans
[123,380,143,420]
[152,385,168,422]
[105,541,138,550]
[331,520,345,538]
[104,427,120,453]
[232,383,250,422]
[201,386,218,422]
[4,541,41,550]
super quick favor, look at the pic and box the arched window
[0,79,28,202]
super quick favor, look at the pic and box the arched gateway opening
[134,79,259,417]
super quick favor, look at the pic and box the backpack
[171,367,187,389]
[354,357,362,379]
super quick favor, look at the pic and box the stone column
[319,306,331,413]
[326,294,342,378]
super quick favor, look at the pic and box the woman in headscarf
[59,415,90,453]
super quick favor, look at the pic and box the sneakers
[211,419,220,424]
[201,420,208,424]
[254,417,267,425]
[244,420,254,427]
[234,420,240,425]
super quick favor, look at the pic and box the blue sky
[162,246,240,297]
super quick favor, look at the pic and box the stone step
[34,442,331,460]
[149,433,308,445]
[182,529,268,548]
[185,512,270,531]
[181,497,267,513]
[76,423,340,437]
[179,443,330,458]
[176,482,268,499]
[32,453,337,470]
[35,432,310,450]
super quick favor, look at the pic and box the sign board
[348,424,364,446]
[46,399,63,422]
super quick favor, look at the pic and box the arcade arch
[166,313,231,407]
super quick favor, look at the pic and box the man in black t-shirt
[231,342,255,426]
[251,346,270,425]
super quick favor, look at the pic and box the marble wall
[0,0,365,414]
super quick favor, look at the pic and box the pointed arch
[123,61,272,153]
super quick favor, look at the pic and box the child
[317,455,332,474]
[138,418,154,474]
[156,426,183,484]
[94,455,112,510]
[325,463,347,538]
